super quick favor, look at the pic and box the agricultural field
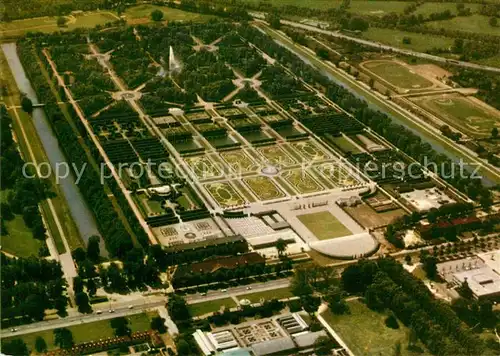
[414,2,480,16]
[321,300,423,356]
[0,12,119,38]
[243,176,286,201]
[2,312,156,352]
[297,211,352,240]
[205,182,246,208]
[281,169,324,194]
[410,94,500,138]
[426,14,500,36]
[362,60,434,91]
[361,28,455,53]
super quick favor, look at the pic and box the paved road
[3,279,291,338]
[250,13,500,74]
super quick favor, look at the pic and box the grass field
[0,12,119,38]
[297,211,352,240]
[2,312,155,352]
[361,27,454,53]
[321,300,421,356]
[281,169,324,194]
[363,60,434,90]
[205,182,245,208]
[188,298,236,316]
[124,5,215,24]
[427,14,500,36]
[238,287,293,303]
[411,94,499,138]
[348,1,410,15]
[243,176,286,201]
[414,2,480,16]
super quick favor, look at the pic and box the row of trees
[0,105,48,242]
[18,40,145,257]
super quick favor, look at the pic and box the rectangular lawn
[297,211,352,240]
[238,288,293,303]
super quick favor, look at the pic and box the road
[250,13,500,74]
[254,22,500,186]
[3,279,291,338]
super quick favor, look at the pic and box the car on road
[128,305,134,309]
[221,289,227,292]
[109,309,115,313]
[96,310,102,314]
[200,292,207,296]
[246,286,252,290]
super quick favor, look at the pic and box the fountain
[169,46,182,75]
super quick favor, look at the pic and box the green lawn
[321,300,422,356]
[348,1,410,15]
[426,14,500,36]
[1,216,43,258]
[238,287,293,303]
[124,5,215,23]
[331,136,363,154]
[0,12,119,38]
[2,312,155,352]
[361,27,454,53]
[297,211,352,240]
[363,61,434,90]
[188,298,237,317]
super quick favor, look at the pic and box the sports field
[361,28,455,53]
[243,176,286,201]
[321,300,420,356]
[297,211,352,240]
[220,150,258,174]
[184,155,222,180]
[0,12,119,38]
[363,61,434,90]
[411,94,499,138]
[257,145,297,167]
[427,14,500,36]
[205,182,245,208]
[281,169,324,194]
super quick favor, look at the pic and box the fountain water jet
[169,46,182,75]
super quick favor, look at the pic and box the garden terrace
[228,117,262,132]
[146,210,179,227]
[278,96,334,117]
[185,111,212,123]
[300,113,364,137]
[179,208,212,222]
[260,65,309,98]
[163,126,192,142]
[131,138,168,162]
[151,115,177,128]
[216,107,247,119]
[262,115,293,128]
[194,122,227,137]
[101,140,139,164]
[219,45,268,77]
[250,104,276,116]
